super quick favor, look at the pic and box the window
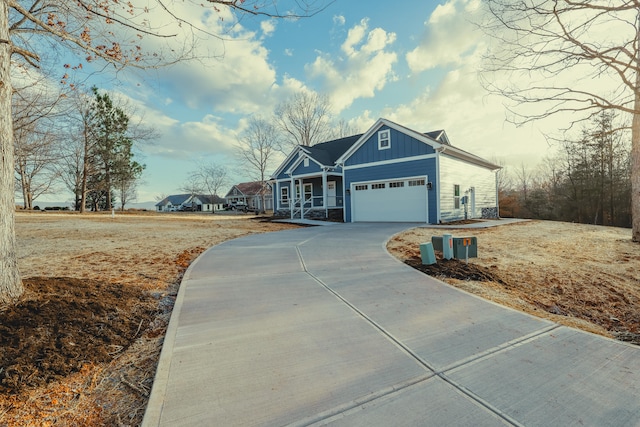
[281,187,289,205]
[408,179,425,187]
[389,181,404,188]
[454,184,460,209]
[303,158,309,167]
[371,183,386,189]
[378,129,391,150]
[355,184,368,191]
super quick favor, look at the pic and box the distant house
[155,194,226,212]
[225,181,273,212]
[270,118,501,223]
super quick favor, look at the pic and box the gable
[344,125,437,167]
[290,155,323,175]
[274,148,309,180]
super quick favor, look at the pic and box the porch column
[322,169,328,219]
[299,178,304,220]
[289,175,294,219]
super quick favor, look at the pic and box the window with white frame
[281,187,289,205]
[371,183,386,189]
[355,184,368,191]
[389,181,404,188]
[378,129,391,150]
[454,184,460,209]
[408,179,425,186]
[303,158,309,167]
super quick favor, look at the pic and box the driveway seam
[295,244,536,427]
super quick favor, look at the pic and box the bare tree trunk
[80,125,89,213]
[632,97,640,241]
[0,0,23,304]
[633,15,640,242]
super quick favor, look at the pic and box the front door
[303,183,313,207]
[327,181,336,207]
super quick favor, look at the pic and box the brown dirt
[1,211,296,427]
[388,220,640,345]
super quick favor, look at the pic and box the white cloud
[406,0,482,73]
[261,20,276,37]
[306,19,398,113]
[333,15,346,26]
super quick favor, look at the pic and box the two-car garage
[350,176,429,222]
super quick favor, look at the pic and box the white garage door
[352,177,428,222]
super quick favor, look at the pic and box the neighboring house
[225,181,273,211]
[155,194,226,212]
[155,194,192,212]
[271,118,501,223]
[198,195,226,212]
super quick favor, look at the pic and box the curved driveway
[144,223,640,426]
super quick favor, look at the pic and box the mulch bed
[0,278,157,394]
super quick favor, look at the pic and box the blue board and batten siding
[290,157,323,176]
[344,126,437,166]
[343,127,439,223]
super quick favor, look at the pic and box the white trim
[280,186,289,207]
[378,129,391,150]
[285,171,330,179]
[337,118,444,165]
[343,153,437,170]
[285,152,325,176]
[271,146,310,179]
[336,117,501,172]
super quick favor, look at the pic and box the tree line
[14,84,149,212]
[500,112,632,228]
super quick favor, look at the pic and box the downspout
[435,147,443,224]
[495,171,500,219]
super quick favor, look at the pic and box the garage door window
[408,179,425,186]
[389,181,404,188]
[371,183,386,189]
[355,184,368,191]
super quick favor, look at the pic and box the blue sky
[44,0,558,203]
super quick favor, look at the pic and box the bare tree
[236,117,279,212]
[331,118,359,139]
[480,1,640,241]
[13,83,65,208]
[274,91,334,150]
[1,0,332,304]
[189,162,229,213]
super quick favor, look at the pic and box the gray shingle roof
[155,194,192,207]
[305,134,363,166]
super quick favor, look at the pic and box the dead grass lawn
[388,220,640,341]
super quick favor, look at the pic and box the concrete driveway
[143,223,640,426]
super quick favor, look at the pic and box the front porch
[273,174,344,222]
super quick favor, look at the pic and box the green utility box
[431,235,478,259]
[452,236,477,259]
[431,236,444,251]
[419,242,436,265]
